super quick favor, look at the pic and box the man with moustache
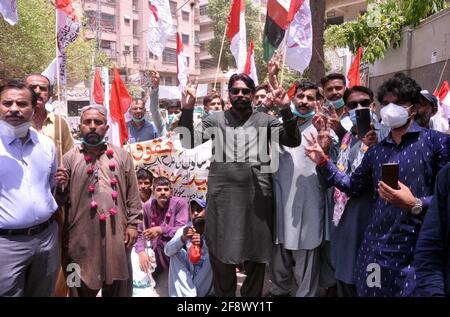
[178,73,300,297]
[135,177,188,277]
[127,99,159,143]
[55,105,142,297]
[269,81,325,297]
[0,80,60,296]
[25,73,74,163]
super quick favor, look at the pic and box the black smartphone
[382,163,399,189]
[193,217,205,235]
[356,108,372,139]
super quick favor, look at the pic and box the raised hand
[362,127,378,147]
[181,76,198,110]
[304,132,328,165]
[150,65,160,89]
[312,101,328,132]
[271,86,290,110]
[268,53,281,90]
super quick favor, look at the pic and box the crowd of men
[1,57,450,297]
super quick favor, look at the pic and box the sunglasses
[346,99,372,109]
[229,87,252,96]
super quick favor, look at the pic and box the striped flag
[227,0,247,72]
[176,32,188,92]
[263,0,303,62]
[244,40,258,85]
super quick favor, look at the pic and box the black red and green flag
[263,0,303,62]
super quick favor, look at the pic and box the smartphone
[381,163,399,189]
[356,108,372,139]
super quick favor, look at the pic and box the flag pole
[214,24,228,91]
[55,6,64,191]
[279,23,290,88]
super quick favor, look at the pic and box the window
[132,0,138,11]
[133,20,139,37]
[133,45,139,63]
[124,16,131,26]
[194,31,200,46]
[182,34,189,45]
[86,11,116,32]
[186,56,190,67]
[162,48,177,63]
[170,1,177,17]
[326,16,344,26]
[195,53,200,68]
[164,76,173,86]
[182,11,189,21]
[200,59,216,69]
[148,51,158,60]
[199,4,207,16]
[124,44,131,55]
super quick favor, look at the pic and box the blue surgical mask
[290,104,315,120]
[349,109,357,125]
[82,137,106,147]
[326,98,345,110]
[132,116,145,123]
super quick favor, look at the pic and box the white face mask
[0,120,32,139]
[380,103,411,129]
[167,113,181,125]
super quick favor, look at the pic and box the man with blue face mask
[304,73,450,297]
[127,98,159,143]
[268,81,327,297]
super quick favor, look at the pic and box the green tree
[325,0,447,64]
[0,0,110,85]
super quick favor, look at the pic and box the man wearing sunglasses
[178,73,300,297]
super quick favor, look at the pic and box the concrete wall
[369,7,450,94]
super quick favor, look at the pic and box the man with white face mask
[0,80,60,296]
[304,73,450,296]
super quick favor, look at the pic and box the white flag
[283,0,312,73]
[42,58,57,86]
[176,32,188,92]
[227,0,247,73]
[147,0,176,57]
[0,0,18,25]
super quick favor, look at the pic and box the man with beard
[416,90,449,133]
[127,99,159,143]
[304,73,449,296]
[269,81,325,297]
[0,80,60,296]
[55,105,142,297]
[135,177,188,278]
[136,168,154,204]
[178,73,300,297]
[25,74,74,163]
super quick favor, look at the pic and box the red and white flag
[0,0,18,25]
[244,40,258,85]
[147,0,175,57]
[177,32,188,92]
[283,0,312,74]
[93,68,105,105]
[347,47,363,88]
[226,0,247,73]
[56,0,80,84]
[108,66,131,147]
[436,80,450,119]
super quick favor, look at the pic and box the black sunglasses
[229,87,252,96]
[346,99,372,109]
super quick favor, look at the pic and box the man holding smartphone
[304,73,449,296]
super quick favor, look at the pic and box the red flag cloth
[347,47,363,88]
[93,68,104,105]
[55,0,78,21]
[435,80,449,104]
[109,65,131,146]
[287,81,299,100]
[243,40,258,84]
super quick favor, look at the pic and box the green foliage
[324,0,447,64]
[0,0,110,85]
[206,0,268,82]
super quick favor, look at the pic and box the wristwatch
[411,198,423,215]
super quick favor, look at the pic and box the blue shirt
[318,122,449,296]
[127,119,159,143]
[0,128,58,229]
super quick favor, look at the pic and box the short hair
[0,79,38,108]
[321,73,346,88]
[377,73,421,104]
[228,73,255,93]
[296,81,321,99]
[203,93,224,109]
[25,73,52,96]
[343,85,374,104]
[132,98,145,106]
[80,104,107,119]
[255,84,269,94]
[166,99,181,109]
[152,176,171,188]
[136,168,154,182]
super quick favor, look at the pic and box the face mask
[326,98,345,110]
[132,116,145,123]
[290,104,315,120]
[380,103,412,129]
[81,137,106,147]
[168,113,181,125]
[0,120,32,139]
